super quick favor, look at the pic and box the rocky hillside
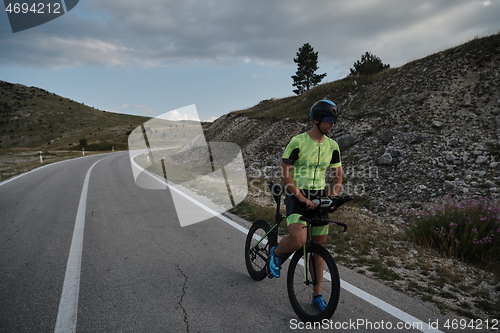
[205,33,500,219]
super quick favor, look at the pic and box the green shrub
[406,197,500,265]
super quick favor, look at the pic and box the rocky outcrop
[204,33,500,220]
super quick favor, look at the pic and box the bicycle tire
[245,220,275,281]
[287,243,340,322]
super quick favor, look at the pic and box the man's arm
[329,166,343,196]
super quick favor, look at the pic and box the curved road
[0,152,465,332]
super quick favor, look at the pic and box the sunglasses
[321,115,336,124]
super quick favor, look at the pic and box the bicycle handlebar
[268,182,354,233]
[309,196,353,233]
[312,196,356,212]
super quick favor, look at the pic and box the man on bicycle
[268,99,343,311]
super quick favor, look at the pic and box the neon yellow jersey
[282,132,341,190]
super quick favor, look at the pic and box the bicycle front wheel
[287,243,340,322]
[245,220,274,281]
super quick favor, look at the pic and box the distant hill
[205,32,500,216]
[0,81,152,150]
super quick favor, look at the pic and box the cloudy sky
[1,0,498,121]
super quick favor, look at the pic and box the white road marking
[0,153,116,187]
[132,157,443,332]
[54,157,109,333]
[340,280,441,332]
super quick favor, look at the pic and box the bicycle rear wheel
[245,220,274,281]
[287,243,340,322]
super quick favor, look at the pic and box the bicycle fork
[302,243,323,295]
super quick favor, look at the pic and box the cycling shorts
[286,189,329,236]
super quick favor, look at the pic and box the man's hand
[301,198,317,210]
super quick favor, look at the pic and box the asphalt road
[0,152,472,332]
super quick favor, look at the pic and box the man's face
[318,120,334,133]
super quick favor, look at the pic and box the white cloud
[158,105,201,121]
[161,110,198,121]
[114,104,130,110]
[1,0,498,73]
[203,116,218,122]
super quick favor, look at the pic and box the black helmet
[309,100,338,124]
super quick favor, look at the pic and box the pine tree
[350,52,390,76]
[291,43,327,95]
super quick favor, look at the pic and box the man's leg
[312,234,327,246]
[274,223,307,257]
[268,221,307,278]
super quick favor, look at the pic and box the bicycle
[244,182,354,323]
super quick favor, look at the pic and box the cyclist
[268,100,343,311]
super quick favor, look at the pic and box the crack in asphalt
[176,265,190,333]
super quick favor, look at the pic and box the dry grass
[0,81,149,150]
[0,148,105,182]
[328,205,499,321]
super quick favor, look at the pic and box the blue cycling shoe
[312,294,327,311]
[267,246,281,278]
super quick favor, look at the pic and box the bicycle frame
[250,182,350,272]
[252,183,315,264]
[250,201,293,261]
[246,182,353,321]
[250,182,291,262]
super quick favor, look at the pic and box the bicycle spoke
[292,266,322,315]
[287,244,340,322]
[245,220,274,281]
